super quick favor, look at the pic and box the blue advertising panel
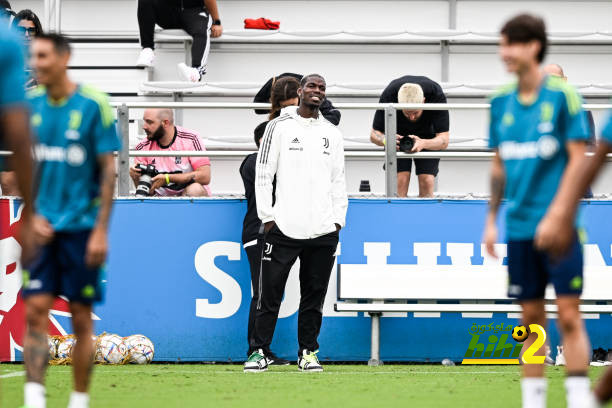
[3,199,612,362]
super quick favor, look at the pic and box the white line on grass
[41,368,518,376]
[0,371,25,379]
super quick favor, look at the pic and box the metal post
[117,104,130,196]
[441,40,450,83]
[173,93,184,125]
[368,312,382,366]
[384,107,397,198]
[55,0,61,34]
[448,0,457,30]
[44,0,51,32]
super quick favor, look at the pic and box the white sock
[565,376,595,408]
[67,391,89,408]
[521,377,547,408]
[24,382,46,408]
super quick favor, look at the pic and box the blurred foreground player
[239,121,289,366]
[535,111,612,407]
[0,23,35,260]
[245,74,347,372]
[483,14,595,408]
[22,33,120,408]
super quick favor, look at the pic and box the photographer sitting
[131,108,211,196]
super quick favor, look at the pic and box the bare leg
[24,294,54,383]
[397,171,410,197]
[520,299,547,378]
[70,302,94,393]
[417,174,435,198]
[182,183,208,197]
[556,296,589,373]
[594,367,612,403]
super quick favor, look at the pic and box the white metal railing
[3,102,611,197]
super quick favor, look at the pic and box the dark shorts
[22,230,104,305]
[507,232,583,301]
[397,158,439,176]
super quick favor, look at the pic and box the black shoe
[266,351,290,366]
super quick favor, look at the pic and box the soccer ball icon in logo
[512,325,529,342]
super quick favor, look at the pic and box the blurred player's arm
[86,154,116,268]
[1,108,33,214]
[535,141,595,255]
[255,122,280,233]
[484,152,505,257]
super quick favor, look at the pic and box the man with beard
[244,74,348,373]
[131,108,211,196]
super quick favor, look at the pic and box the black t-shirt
[239,152,276,244]
[372,76,449,139]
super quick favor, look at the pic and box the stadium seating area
[15,0,612,195]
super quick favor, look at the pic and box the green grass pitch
[1,364,609,407]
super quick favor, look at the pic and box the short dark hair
[12,9,43,36]
[300,74,325,88]
[501,14,547,63]
[254,121,269,148]
[35,32,71,55]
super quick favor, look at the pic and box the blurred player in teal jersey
[536,110,612,406]
[21,33,120,408]
[0,22,35,260]
[483,14,595,408]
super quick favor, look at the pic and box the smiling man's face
[298,76,326,109]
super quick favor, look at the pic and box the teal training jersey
[28,84,121,231]
[0,25,27,171]
[601,111,612,145]
[489,76,590,240]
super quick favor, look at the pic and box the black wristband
[213,19,221,26]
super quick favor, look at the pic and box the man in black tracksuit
[239,121,289,366]
[244,74,348,373]
[136,0,223,81]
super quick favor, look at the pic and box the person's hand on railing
[409,135,426,153]
[211,24,223,38]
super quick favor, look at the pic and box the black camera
[135,163,159,197]
[399,136,415,153]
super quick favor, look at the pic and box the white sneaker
[556,345,566,366]
[136,48,154,67]
[177,63,201,82]
[298,350,323,372]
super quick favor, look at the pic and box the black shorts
[507,232,583,301]
[397,158,439,176]
[22,230,104,305]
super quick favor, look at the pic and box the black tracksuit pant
[250,224,339,357]
[245,240,264,356]
[137,0,212,73]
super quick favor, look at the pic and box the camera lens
[135,174,153,197]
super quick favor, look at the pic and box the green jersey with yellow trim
[28,84,120,231]
[489,76,589,240]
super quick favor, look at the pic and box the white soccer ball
[57,337,76,359]
[125,335,155,364]
[48,336,59,359]
[95,334,127,364]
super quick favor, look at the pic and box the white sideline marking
[0,370,25,379]
[39,368,517,376]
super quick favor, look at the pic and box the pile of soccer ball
[48,333,154,365]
